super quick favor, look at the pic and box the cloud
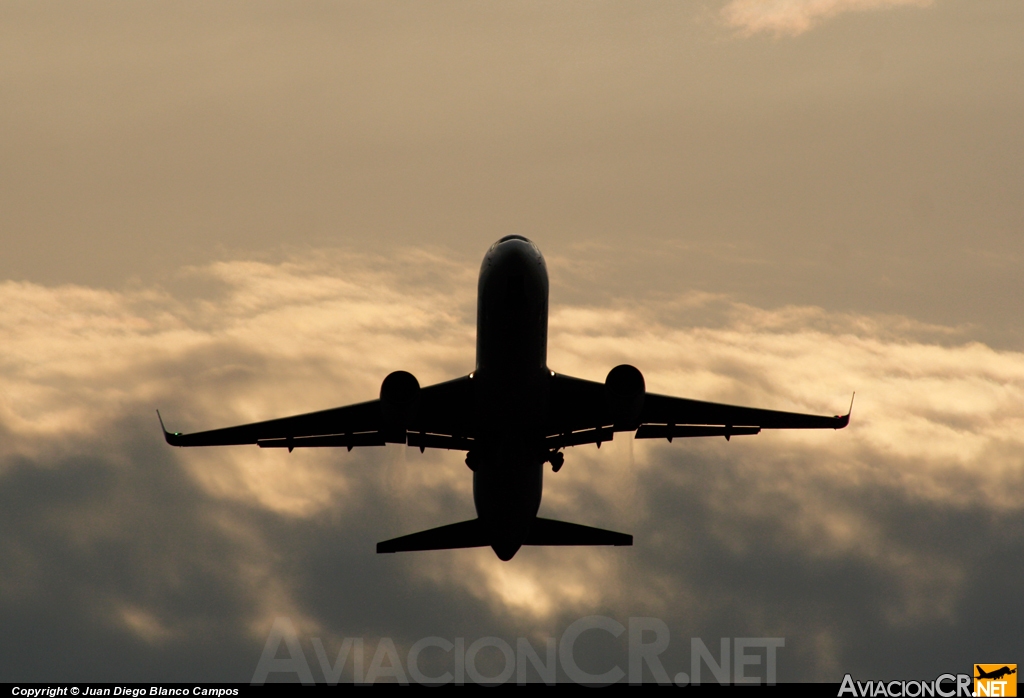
[720,0,934,37]
[1,248,1021,681]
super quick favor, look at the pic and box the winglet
[157,410,183,446]
[835,392,855,429]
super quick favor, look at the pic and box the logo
[838,673,972,697]
[974,665,1017,697]
[250,616,786,685]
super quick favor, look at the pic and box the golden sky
[1,0,1022,682]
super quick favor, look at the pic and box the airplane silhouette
[975,666,1016,681]
[160,236,851,560]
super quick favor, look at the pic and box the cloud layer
[1,249,1021,681]
[721,0,934,37]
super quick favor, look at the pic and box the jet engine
[605,364,645,430]
[380,370,420,439]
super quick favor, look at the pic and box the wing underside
[160,375,476,449]
[543,373,850,446]
[160,372,849,452]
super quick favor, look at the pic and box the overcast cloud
[720,0,934,37]
[1,0,1021,684]
[1,252,1021,681]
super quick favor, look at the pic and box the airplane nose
[494,240,539,272]
[497,234,533,244]
[488,236,540,264]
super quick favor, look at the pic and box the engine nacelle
[605,364,645,430]
[380,370,420,434]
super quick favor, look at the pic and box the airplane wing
[634,392,850,440]
[544,373,850,446]
[161,370,848,451]
[160,375,476,450]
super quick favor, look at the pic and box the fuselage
[472,235,550,560]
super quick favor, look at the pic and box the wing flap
[406,432,475,451]
[545,427,615,449]
[257,432,387,450]
[641,392,849,430]
[635,424,760,440]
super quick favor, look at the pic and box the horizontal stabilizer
[377,517,632,553]
[526,517,632,547]
[377,519,488,553]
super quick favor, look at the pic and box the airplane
[160,235,851,561]
[975,666,1016,681]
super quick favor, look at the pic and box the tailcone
[491,543,522,561]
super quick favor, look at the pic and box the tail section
[377,519,488,553]
[526,517,633,547]
[377,517,632,555]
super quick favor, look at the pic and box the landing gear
[466,448,563,472]
[549,451,564,473]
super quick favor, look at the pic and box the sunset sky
[1,0,1022,682]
